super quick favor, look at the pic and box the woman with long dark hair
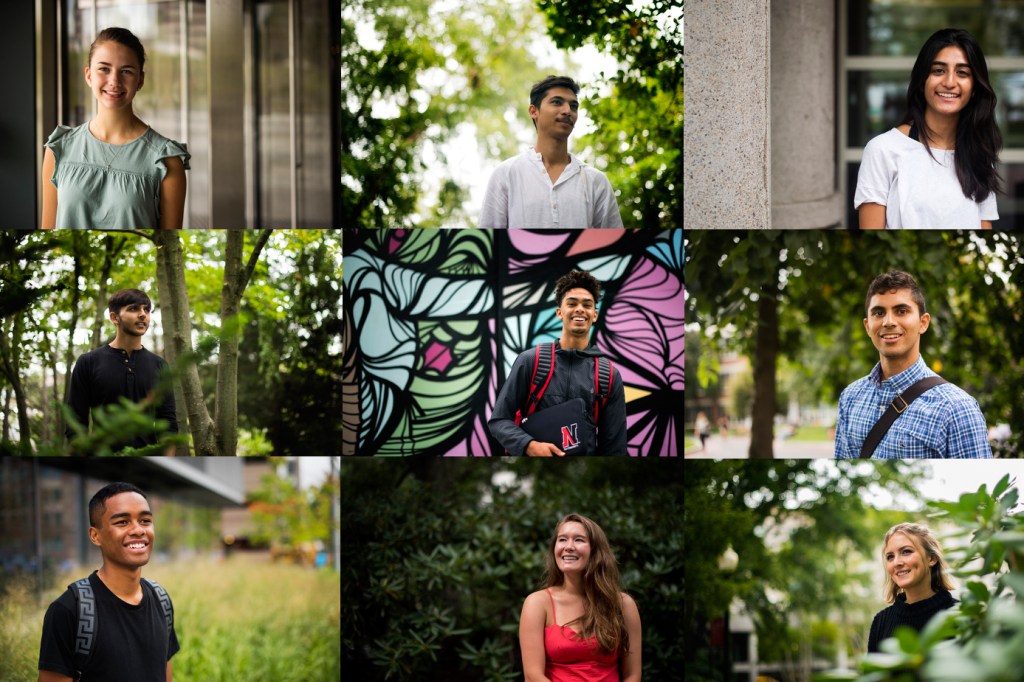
[855,28,1001,229]
[868,522,958,653]
[40,27,189,230]
[519,513,642,682]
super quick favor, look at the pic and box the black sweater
[66,344,178,447]
[867,589,957,653]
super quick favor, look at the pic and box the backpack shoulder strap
[859,376,948,458]
[143,578,174,633]
[515,343,556,426]
[68,577,97,680]
[593,356,613,426]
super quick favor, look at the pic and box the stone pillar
[770,0,843,228]
[685,0,771,229]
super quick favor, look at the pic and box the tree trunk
[0,315,33,453]
[214,229,274,456]
[2,387,10,443]
[155,243,190,454]
[215,230,245,456]
[59,233,84,442]
[90,235,125,348]
[154,230,220,454]
[748,288,778,459]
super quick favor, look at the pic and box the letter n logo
[561,423,579,450]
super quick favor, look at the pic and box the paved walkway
[684,434,834,458]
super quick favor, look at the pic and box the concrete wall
[685,0,842,229]
[685,0,771,228]
[771,0,842,228]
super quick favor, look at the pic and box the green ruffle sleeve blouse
[44,123,191,229]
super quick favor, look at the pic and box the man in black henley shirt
[66,289,178,452]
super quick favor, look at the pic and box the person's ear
[85,65,92,86]
[88,525,101,547]
[138,70,145,91]
[920,312,931,333]
[529,103,538,124]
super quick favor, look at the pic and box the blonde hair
[543,513,629,655]
[881,522,955,604]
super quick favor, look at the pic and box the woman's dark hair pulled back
[903,28,1001,202]
[89,27,146,72]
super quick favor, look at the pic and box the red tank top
[544,588,619,682]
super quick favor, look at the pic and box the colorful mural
[342,229,684,456]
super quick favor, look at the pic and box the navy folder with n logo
[519,398,595,455]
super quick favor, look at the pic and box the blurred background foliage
[684,460,924,680]
[341,458,682,680]
[0,230,341,455]
[339,0,682,228]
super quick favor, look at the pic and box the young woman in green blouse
[40,27,190,230]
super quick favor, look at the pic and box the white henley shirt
[479,148,624,228]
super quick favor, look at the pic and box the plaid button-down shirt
[834,356,991,459]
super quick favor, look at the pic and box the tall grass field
[0,554,340,681]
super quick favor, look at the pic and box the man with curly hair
[488,269,627,455]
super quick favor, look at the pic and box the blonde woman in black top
[868,522,957,652]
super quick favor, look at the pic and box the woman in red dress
[519,513,642,682]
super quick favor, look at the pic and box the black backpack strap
[515,343,556,426]
[593,357,613,426]
[68,577,96,680]
[144,578,173,633]
[859,376,948,458]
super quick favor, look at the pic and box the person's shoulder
[619,592,638,608]
[523,589,549,611]
[46,123,87,146]
[864,127,913,154]
[76,345,110,363]
[840,372,874,399]
[140,127,191,167]
[493,152,528,174]
[143,348,170,365]
[47,584,78,613]
[928,381,983,413]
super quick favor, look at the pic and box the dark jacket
[488,342,627,455]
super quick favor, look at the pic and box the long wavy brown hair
[543,513,629,655]
[881,522,956,604]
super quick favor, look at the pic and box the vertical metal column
[288,0,298,228]
[180,0,191,227]
[208,0,246,226]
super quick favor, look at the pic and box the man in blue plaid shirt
[835,271,991,458]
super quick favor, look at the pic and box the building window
[842,0,1024,228]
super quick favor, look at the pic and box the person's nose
[943,70,956,89]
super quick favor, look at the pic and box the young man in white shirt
[480,76,623,229]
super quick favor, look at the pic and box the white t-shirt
[853,128,998,228]
[479,148,624,228]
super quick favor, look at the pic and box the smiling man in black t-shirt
[38,482,179,681]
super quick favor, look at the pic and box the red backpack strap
[515,343,556,426]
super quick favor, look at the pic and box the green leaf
[992,474,1012,498]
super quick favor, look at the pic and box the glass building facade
[46,0,336,228]
[841,0,1024,228]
